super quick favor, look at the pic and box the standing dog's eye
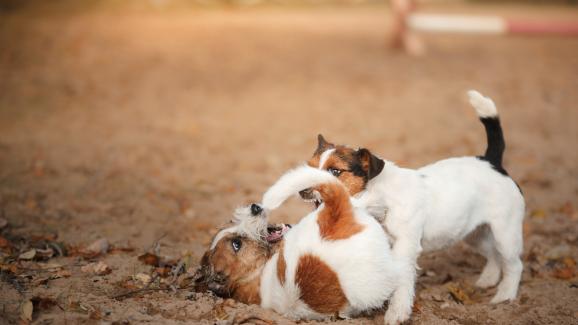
[231,238,242,252]
[328,168,342,177]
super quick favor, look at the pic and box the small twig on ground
[170,258,186,284]
[112,272,198,300]
[111,282,194,300]
[112,287,166,300]
[147,233,166,256]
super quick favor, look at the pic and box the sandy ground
[1,2,578,324]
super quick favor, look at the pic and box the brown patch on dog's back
[296,254,348,314]
[276,242,286,285]
[316,182,364,240]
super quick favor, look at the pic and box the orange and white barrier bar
[408,13,578,36]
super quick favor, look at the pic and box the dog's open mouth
[299,188,323,208]
[307,198,322,209]
[265,224,291,243]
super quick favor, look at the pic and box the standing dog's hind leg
[466,225,502,288]
[488,214,524,303]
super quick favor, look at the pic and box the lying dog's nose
[250,204,263,216]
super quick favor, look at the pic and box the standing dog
[196,166,402,321]
[302,91,525,324]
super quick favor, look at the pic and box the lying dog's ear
[193,251,212,292]
[194,251,232,297]
[316,134,334,153]
[357,148,385,180]
[206,273,231,298]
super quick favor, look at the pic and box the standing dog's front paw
[384,305,411,325]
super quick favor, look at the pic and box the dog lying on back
[302,91,525,324]
[196,166,402,321]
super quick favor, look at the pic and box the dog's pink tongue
[266,231,282,242]
[266,225,290,243]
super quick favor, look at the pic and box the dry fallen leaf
[32,276,52,286]
[0,217,7,229]
[52,269,72,279]
[431,294,445,302]
[134,273,152,285]
[67,300,95,315]
[447,284,473,305]
[155,266,172,278]
[89,308,103,320]
[138,253,160,267]
[552,267,576,280]
[35,248,55,259]
[33,270,68,285]
[562,257,576,268]
[530,209,547,219]
[8,263,19,274]
[81,262,111,276]
[19,249,37,260]
[213,303,229,320]
[0,236,10,248]
[109,245,135,254]
[83,238,109,255]
[116,277,139,290]
[20,299,33,322]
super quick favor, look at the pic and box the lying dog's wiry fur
[303,91,525,324]
[197,166,402,321]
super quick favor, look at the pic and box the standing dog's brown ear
[357,148,385,180]
[316,134,335,153]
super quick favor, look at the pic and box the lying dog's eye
[231,238,242,252]
[328,168,342,177]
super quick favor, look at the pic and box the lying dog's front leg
[384,235,421,325]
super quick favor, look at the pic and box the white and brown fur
[197,166,402,321]
[304,91,525,324]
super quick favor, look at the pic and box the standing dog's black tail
[468,90,507,173]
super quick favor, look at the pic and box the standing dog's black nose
[250,204,263,216]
